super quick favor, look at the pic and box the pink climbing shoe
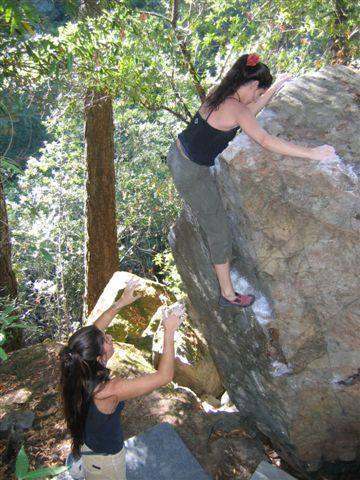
[219,292,255,308]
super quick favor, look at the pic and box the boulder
[0,410,35,437]
[86,271,175,341]
[169,66,360,474]
[150,306,224,398]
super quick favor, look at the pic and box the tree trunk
[0,174,17,298]
[81,0,120,316]
[83,91,119,316]
[0,173,21,351]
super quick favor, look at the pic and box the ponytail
[59,326,110,457]
[206,53,273,110]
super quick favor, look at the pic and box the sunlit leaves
[15,445,68,479]
[0,0,40,35]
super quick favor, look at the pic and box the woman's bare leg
[214,261,236,300]
[215,261,255,307]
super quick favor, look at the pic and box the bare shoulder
[200,98,248,116]
[216,98,252,124]
[93,379,118,400]
[222,98,251,115]
[93,380,120,413]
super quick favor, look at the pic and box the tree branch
[140,2,206,103]
[138,98,189,123]
[171,0,179,28]
[172,0,206,101]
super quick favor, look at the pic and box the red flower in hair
[246,53,260,66]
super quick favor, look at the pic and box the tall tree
[82,0,119,316]
[0,174,17,299]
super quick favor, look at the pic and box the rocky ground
[0,340,274,480]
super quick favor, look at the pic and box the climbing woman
[167,53,335,308]
[59,279,183,479]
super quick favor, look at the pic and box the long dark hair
[59,325,110,457]
[206,53,273,110]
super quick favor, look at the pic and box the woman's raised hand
[162,302,185,332]
[115,279,142,308]
[94,279,142,331]
[273,73,293,94]
[309,145,336,161]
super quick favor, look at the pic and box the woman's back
[84,396,125,454]
[178,100,241,167]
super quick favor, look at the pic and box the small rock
[250,461,299,479]
[0,410,35,437]
[0,388,32,406]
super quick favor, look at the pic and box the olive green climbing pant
[166,140,232,265]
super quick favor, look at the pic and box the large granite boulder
[150,306,224,398]
[169,65,360,474]
[86,271,175,341]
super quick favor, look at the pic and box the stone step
[126,422,211,480]
[250,461,299,480]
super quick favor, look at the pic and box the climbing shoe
[219,292,255,308]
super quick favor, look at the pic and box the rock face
[150,307,224,398]
[87,272,223,398]
[86,271,175,341]
[170,66,360,473]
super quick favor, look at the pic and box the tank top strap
[205,109,213,121]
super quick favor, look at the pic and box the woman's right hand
[162,313,183,333]
[309,145,336,161]
[116,279,142,308]
[162,303,185,332]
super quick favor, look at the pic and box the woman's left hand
[114,279,142,309]
[273,73,293,94]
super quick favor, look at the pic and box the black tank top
[178,111,239,166]
[84,398,125,454]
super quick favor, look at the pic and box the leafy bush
[0,298,37,360]
[154,250,184,298]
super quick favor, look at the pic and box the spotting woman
[167,53,335,308]
[59,280,183,479]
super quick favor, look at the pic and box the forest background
[0,0,358,354]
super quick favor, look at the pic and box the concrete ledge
[250,461,298,480]
[125,422,211,480]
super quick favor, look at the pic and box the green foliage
[115,106,181,275]
[15,445,68,480]
[0,90,48,173]
[239,0,360,70]
[0,0,40,35]
[7,102,85,340]
[0,342,7,361]
[3,0,358,118]
[8,97,181,339]
[154,249,183,298]
[0,0,78,85]
[0,297,36,360]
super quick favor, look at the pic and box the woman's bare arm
[247,86,277,116]
[235,105,335,160]
[101,313,182,401]
[247,74,293,116]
